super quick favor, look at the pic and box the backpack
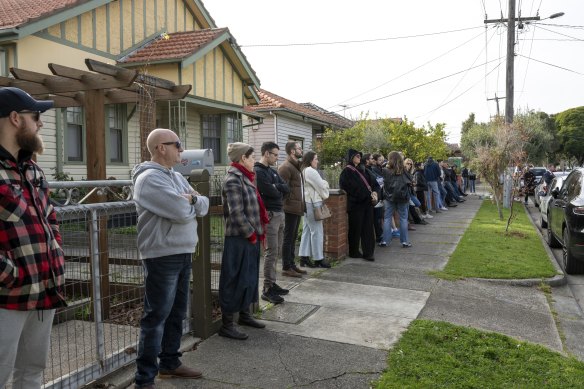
[384,173,410,203]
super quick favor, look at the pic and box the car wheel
[547,222,561,248]
[563,228,584,274]
[540,214,547,229]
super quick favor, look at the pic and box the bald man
[132,129,209,388]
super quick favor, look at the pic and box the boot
[219,312,248,340]
[238,307,266,328]
[300,256,316,268]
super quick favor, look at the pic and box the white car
[539,174,568,228]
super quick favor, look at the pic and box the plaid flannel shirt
[0,150,66,310]
[222,166,263,238]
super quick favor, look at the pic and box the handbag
[313,203,332,221]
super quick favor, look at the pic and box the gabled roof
[0,0,82,29]
[118,29,228,64]
[246,89,353,129]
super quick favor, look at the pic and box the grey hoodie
[132,161,209,259]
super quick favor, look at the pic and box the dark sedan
[547,168,584,274]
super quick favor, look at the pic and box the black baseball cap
[0,87,53,117]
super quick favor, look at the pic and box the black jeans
[347,206,375,258]
[282,212,301,269]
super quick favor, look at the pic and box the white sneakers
[439,206,449,211]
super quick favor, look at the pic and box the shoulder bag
[303,169,332,220]
[347,165,378,205]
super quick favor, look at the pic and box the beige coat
[303,167,330,203]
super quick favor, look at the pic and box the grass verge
[432,200,556,279]
[375,320,584,388]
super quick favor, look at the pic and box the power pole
[487,94,505,118]
[505,0,515,124]
[484,0,540,124]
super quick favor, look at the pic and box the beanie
[227,142,251,162]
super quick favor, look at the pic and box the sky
[203,0,584,144]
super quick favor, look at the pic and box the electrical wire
[535,23,584,29]
[535,25,584,41]
[329,26,493,109]
[517,24,537,103]
[420,59,504,119]
[516,54,584,76]
[239,26,484,47]
[332,57,503,114]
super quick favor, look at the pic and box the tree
[556,106,584,165]
[461,113,476,136]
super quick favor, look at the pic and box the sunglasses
[160,140,182,149]
[18,110,41,122]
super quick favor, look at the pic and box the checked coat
[0,147,66,310]
[222,166,263,238]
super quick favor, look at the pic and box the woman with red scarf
[219,142,270,340]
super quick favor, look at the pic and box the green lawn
[433,200,557,279]
[375,320,584,388]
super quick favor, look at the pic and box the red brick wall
[323,190,348,259]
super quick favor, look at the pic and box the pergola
[0,58,191,181]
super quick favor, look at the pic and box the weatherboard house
[0,0,265,179]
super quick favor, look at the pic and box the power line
[239,26,484,47]
[535,25,584,41]
[535,23,584,29]
[517,22,538,103]
[516,54,584,76]
[329,26,493,109]
[333,57,503,114]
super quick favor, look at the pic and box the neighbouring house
[0,0,261,180]
[244,88,353,161]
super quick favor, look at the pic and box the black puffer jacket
[339,149,375,212]
[413,168,428,192]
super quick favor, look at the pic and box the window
[0,48,6,77]
[226,115,242,145]
[108,104,126,163]
[66,107,84,162]
[202,114,221,162]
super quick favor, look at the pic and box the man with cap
[0,87,67,388]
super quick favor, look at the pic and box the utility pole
[487,94,505,118]
[484,0,540,124]
[339,104,349,117]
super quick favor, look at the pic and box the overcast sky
[204,0,584,144]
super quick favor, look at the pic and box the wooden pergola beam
[49,63,137,90]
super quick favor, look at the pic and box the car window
[530,168,546,177]
[562,171,582,199]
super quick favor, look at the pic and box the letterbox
[173,149,214,176]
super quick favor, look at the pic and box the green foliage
[433,200,556,279]
[375,320,584,388]
[461,112,476,135]
[319,114,449,164]
[556,106,584,165]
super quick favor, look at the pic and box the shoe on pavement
[135,384,155,389]
[291,264,307,274]
[299,256,316,268]
[282,269,302,278]
[261,287,285,304]
[425,213,433,219]
[402,242,412,248]
[271,282,289,295]
[362,256,375,261]
[378,241,387,247]
[439,206,448,211]
[159,365,203,379]
[349,252,363,259]
[314,259,332,268]
[408,225,416,231]
[238,311,266,328]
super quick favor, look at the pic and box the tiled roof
[247,89,353,129]
[0,0,82,29]
[118,28,228,64]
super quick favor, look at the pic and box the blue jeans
[383,200,409,244]
[410,194,421,207]
[426,180,443,210]
[470,179,476,193]
[135,253,192,387]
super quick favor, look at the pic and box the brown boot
[159,365,202,379]
[291,264,307,274]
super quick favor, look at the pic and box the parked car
[546,168,584,274]
[539,174,568,228]
[534,171,569,208]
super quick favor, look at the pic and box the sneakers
[439,206,448,211]
[424,213,433,219]
[282,269,302,278]
[391,229,400,238]
[271,283,289,295]
[402,242,412,248]
[378,241,387,247]
[261,287,284,304]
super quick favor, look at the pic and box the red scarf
[231,162,270,243]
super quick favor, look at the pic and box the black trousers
[347,206,375,259]
[373,206,384,242]
[282,212,301,269]
[415,190,427,213]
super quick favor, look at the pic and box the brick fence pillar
[323,189,348,260]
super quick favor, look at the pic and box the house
[0,0,261,179]
[244,89,353,161]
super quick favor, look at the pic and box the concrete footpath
[102,193,577,389]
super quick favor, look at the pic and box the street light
[547,12,565,20]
